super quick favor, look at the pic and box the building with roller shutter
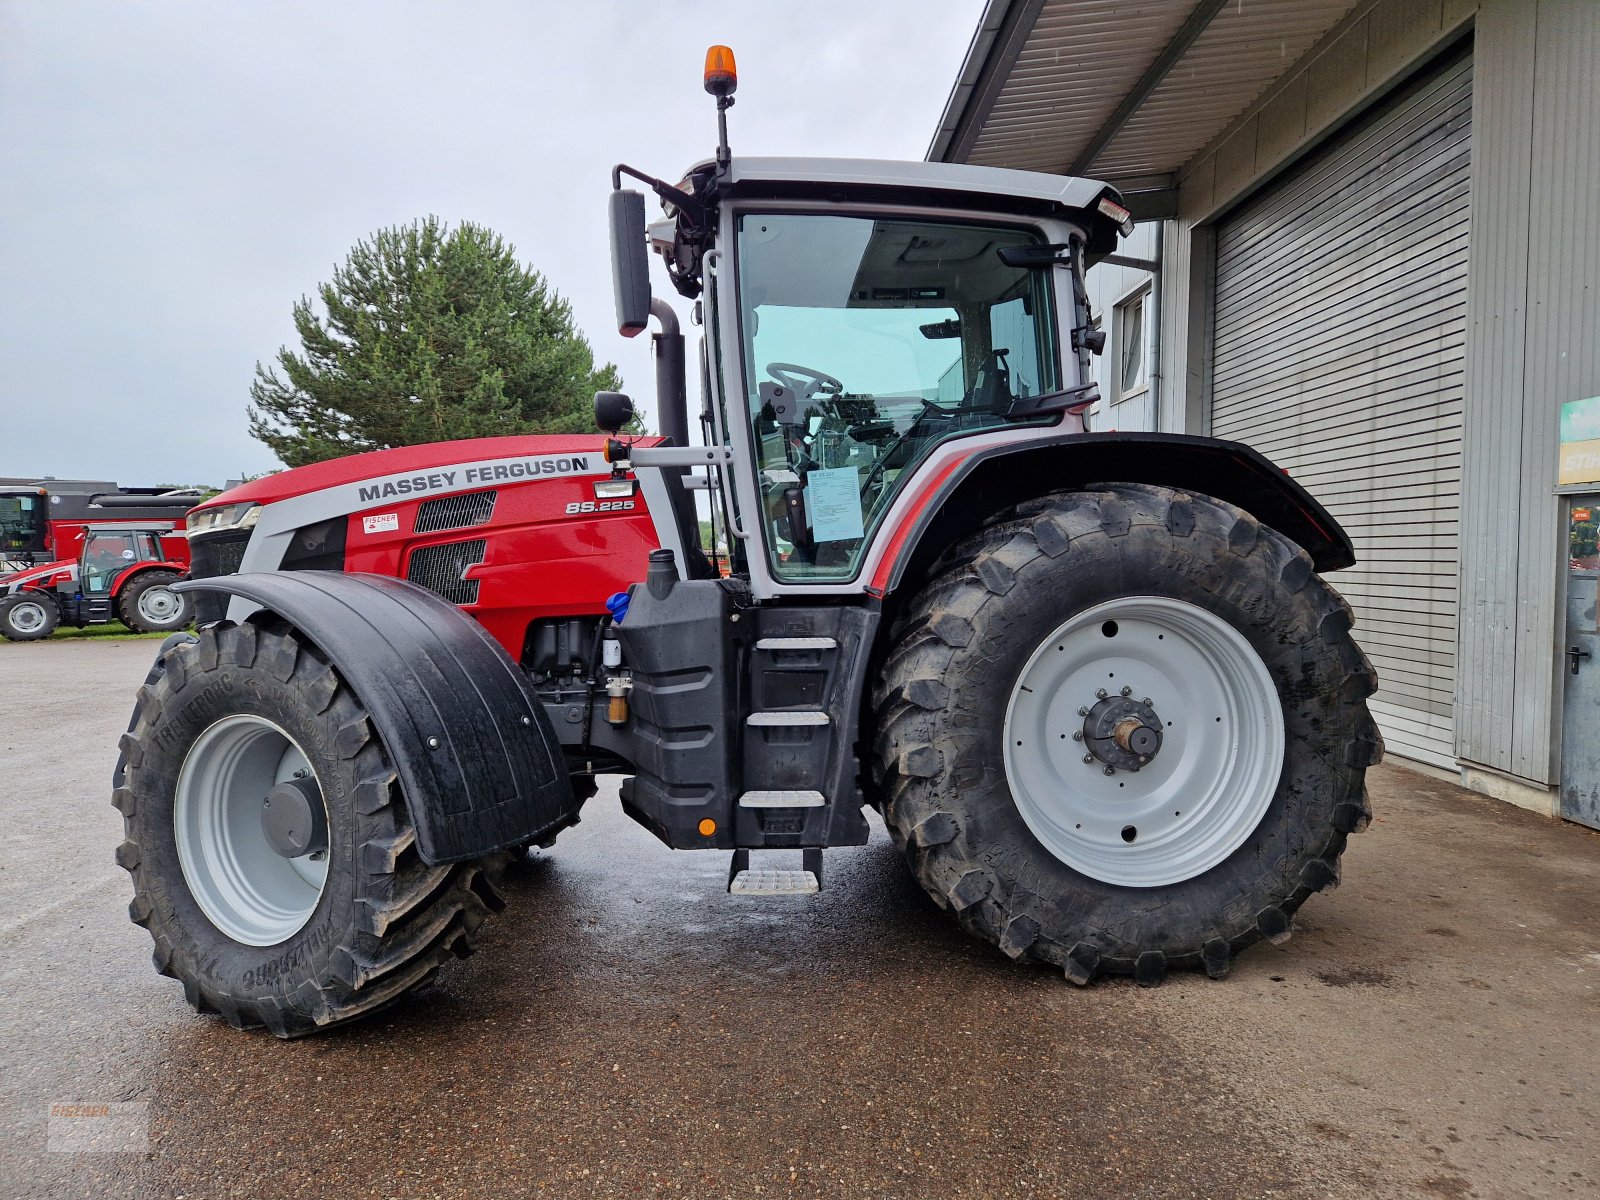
[930,0,1600,824]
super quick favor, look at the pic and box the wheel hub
[9,601,48,633]
[173,714,330,945]
[139,588,180,621]
[1002,596,1285,888]
[261,776,328,859]
[1082,694,1163,771]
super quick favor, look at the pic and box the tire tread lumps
[116,620,509,1037]
[869,484,1378,986]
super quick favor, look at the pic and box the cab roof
[692,156,1129,255]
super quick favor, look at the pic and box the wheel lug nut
[1071,731,1083,741]
[1103,766,1116,776]
[1095,688,1108,700]
[1082,754,1095,764]
[1077,706,1090,717]
[1120,686,1132,697]
[1141,698,1152,706]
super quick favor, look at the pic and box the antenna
[703,45,737,169]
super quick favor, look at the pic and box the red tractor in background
[0,522,194,640]
[113,50,1379,1038]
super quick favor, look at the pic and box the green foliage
[1573,515,1598,560]
[249,217,623,467]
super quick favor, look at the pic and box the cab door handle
[1572,645,1593,676]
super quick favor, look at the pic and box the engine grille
[188,531,248,579]
[415,489,496,534]
[187,531,251,625]
[406,538,486,606]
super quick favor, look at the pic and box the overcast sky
[0,0,980,485]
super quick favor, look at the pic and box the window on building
[1114,287,1149,402]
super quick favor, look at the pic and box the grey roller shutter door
[1211,55,1471,769]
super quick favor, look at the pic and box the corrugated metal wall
[1458,0,1600,785]
[1209,55,1473,768]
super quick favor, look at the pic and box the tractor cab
[65,524,190,631]
[81,527,162,595]
[0,488,48,570]
[605,146,1132,601]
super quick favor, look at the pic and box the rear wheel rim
[7,600,48,634]
[174,715,330,946]
[1002,596,1285,888]
[136,586,182,624]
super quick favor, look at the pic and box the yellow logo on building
[1560,396,1600,486]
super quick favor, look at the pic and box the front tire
[0,592,59,641]
[119,569,193,633]
[872,484,1381,985]
[115,620,508,1036]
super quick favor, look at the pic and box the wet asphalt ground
[2,636,1599,1199]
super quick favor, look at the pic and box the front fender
[173,571,576,864]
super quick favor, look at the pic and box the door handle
[1573,645,1593,675]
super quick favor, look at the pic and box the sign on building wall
[1560,396,1600,486]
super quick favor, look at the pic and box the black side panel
[885,431,1356,600]
[614,579,739,848]
[175,571,576,864]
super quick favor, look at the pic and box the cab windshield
[736,213,1059,581]
[0,492,44,558]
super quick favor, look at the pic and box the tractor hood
[0,558,75,595]
[198,435,658,513]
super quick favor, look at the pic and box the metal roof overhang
[929,0,1366,218]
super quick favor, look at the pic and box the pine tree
[248,217,622,467]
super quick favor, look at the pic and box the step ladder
[727,848,823,895]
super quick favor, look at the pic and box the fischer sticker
[362,512,400,535]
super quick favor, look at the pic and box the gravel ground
[1,636,1597,1199]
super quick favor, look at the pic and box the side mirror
[594,391,636,434]
[609,189,652,338]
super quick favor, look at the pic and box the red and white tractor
[0,523,194,640]
[113,49,1379,1037]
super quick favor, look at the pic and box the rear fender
[174,571,576,864]
[875,432,1356,602]
[110,560,187,597]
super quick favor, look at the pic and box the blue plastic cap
[606,590,631,625]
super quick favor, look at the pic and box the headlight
[185,502,262,537]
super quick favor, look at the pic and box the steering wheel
[766,361,844,397]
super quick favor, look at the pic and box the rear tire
[118,569,193,633]
[115,619,508,1036]
[0,592,59,641]
[871,484,1380,985]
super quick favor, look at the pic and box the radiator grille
[415,489,496,533]
[406,539,486,606]
[188,532,248,579]
[187,531,250,625]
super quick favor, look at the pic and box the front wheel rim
[174,715,330,945]
[7,601,48,634]
[1002,596,1285,888]
[137,587,182,624]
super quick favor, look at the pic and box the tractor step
[746,711,830,726]
[755,636,838,650]
[739,790,825,807]
[727,848,823,895]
